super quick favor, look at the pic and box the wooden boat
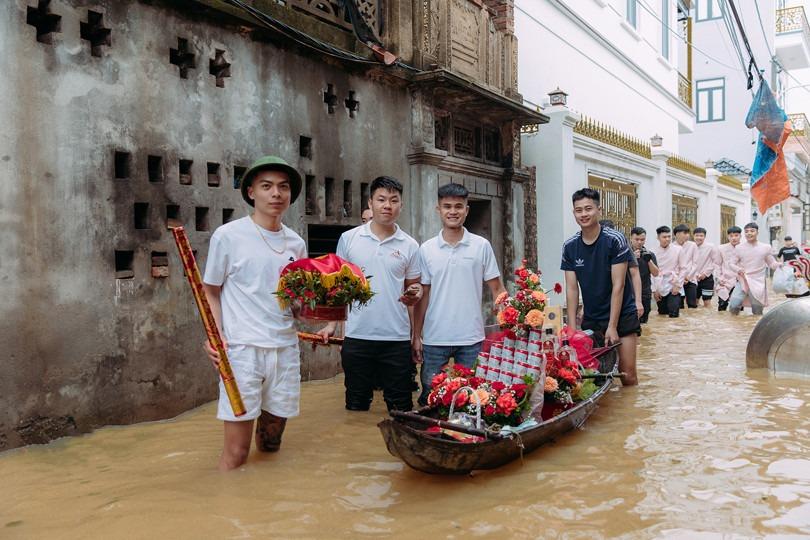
[377,348,618,475]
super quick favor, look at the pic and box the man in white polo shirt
[413,183,506,405]
[318,176,422,411]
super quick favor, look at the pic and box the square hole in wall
[343,180,352,217]
[233,165,247,189]
[148,155,163,182]
[114,151,130,179]
[166,204,181,229]
[134,202,150,229]
[115,250,134,279]
[361,182,370,210]
[207,162,220,187]
[325,177,335,217]
[307,224,354,257]
[299,136,312,159]
[179,159,193,185]
[305,175,317,216]
[151,251,169,278]
[222,208,234,224]
[195,206,209,231]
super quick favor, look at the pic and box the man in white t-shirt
[413,183,505,405]
[318,176,422,411]
[202,155,307,471]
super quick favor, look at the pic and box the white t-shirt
[203,216,307,348]
[419,228,501,346]
[336,223,420,341]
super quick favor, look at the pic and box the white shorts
[217,344,301,422]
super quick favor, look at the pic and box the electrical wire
[221,0,421,73]
[726,0,765,86]
[752,0,776,59]
[515,3,691,118]
[633,0,745,72]
[719,0,749,79]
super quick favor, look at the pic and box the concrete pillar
[509,178,526,271]
[522,104,580,289]
[705,167,721,236]
[649,148,670,230]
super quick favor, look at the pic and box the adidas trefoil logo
[575,258,585,267]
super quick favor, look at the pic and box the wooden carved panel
[450,0,481,79]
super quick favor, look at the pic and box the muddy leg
[255,411,287,452]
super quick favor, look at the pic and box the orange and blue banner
[746,82,791,213]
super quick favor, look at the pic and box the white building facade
[680,0,810,246]
[517,0,750,287]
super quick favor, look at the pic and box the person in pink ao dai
[727,222,781,315]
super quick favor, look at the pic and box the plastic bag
[559,326,599,369]
[773,265,795,294]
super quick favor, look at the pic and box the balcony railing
[789,112,808,137]
[776,6,810,44]
[678,72,692,108]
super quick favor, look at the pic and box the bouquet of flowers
[541,351,598,417]
[426,364,534,427]
[495,260,562,337]
[276,254,373,320]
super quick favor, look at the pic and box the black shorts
[697,276,715,300]
[582,312,641,346]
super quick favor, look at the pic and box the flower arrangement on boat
[426,364,534,427]
[276,254,373,320]
[495,260,561,337]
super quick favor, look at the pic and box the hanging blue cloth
[745,81,786,144]
[746,81,791,212]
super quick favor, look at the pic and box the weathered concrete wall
[0,0,410,450]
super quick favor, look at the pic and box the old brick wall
[0,0,410,450]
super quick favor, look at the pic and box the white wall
[679,0,776,167]
[516,0,694,152]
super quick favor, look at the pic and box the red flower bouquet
[276,254,373,320]
[495,260,559,337]
[426,364,532,427]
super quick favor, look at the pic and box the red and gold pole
[172,227,246,417]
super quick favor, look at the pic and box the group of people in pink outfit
[645,222,783,317]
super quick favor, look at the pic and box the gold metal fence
[588,175,637,237]
[672,193,698,232]
[720,204,737,243]
[574,116,652,159]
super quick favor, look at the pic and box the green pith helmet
[239,155,302,206]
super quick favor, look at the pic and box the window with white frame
[662,0,670,59]
[696,0,722,22]
[696,78,725,122]
[627,0,638,27]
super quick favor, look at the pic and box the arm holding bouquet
[487,277,507,308]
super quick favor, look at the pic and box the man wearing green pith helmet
[202,155,307,471]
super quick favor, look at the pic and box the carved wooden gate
[720,204,736,243]
[672,194,698,233]
[587,175,637,237]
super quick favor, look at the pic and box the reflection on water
[3,306,810,539]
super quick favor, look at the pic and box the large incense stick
[172,227,246,417]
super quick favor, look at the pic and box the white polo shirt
[419,228,501,346]
[337,223,420,341]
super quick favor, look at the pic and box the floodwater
[3,306,810,539]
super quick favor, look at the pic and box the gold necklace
[252,217,287,254]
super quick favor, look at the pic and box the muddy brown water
[3,306,810,539]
